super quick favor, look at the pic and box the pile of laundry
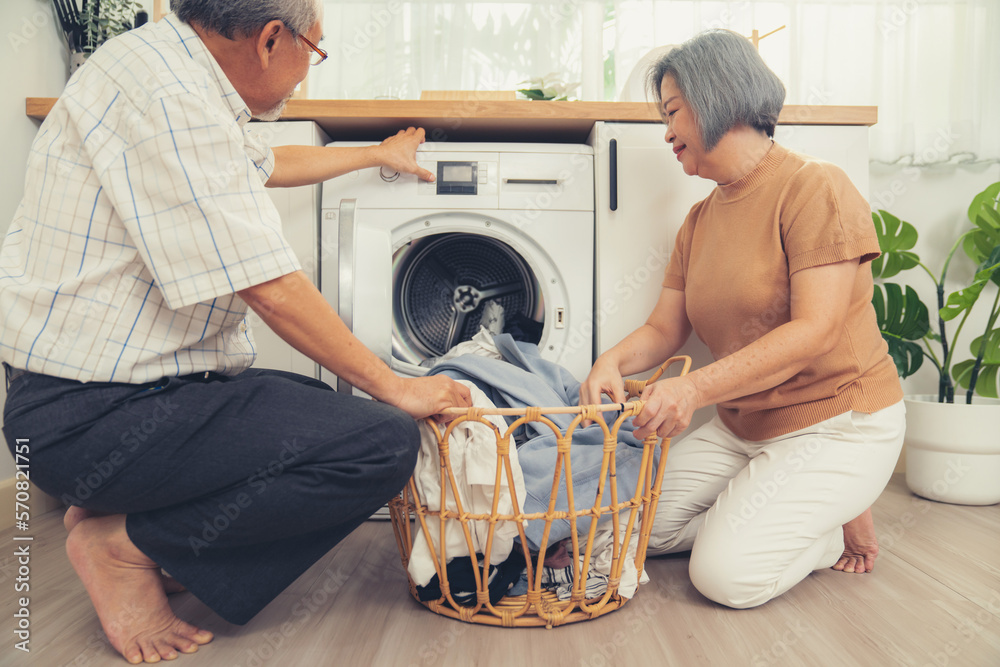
[406,302,653,605]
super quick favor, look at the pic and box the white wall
[0,0,154,481]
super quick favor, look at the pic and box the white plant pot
[69,51,88,75]
[904,394,1000,506]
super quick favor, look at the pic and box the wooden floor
[1,474,998,667]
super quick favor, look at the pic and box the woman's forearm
[682,258,859,410]
[599,285,692,376]
[683,319,834,409]
[601,323,686,377]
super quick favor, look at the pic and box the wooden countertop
[26,98,876,143]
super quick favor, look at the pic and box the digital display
[442,165,474,182]
[436,161,478,195]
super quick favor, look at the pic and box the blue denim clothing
[430,335,647,549]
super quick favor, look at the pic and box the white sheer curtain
[609,0,1000,165]
[313,2,584,100]
[313,0,1000,165]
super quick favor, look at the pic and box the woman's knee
[688,506,783,608]
[689,555,774,609]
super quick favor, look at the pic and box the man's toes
[137,644,162,663]
[165,631,200,655]
[171,620,212,646]
[122,645,144,665]
[153,638,181,660]
[187,626,213,645]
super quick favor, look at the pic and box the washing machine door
[335,199,393,393]
[391,231,545,367]
[339,206,572,389]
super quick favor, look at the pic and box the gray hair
[647,30,785,151]
[171,0,320,39]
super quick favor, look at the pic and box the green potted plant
[871,181,1000,505]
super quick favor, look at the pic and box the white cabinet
[248,121,330,379]
[588,122,716,359]
[588,121,871,431]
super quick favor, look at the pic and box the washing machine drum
[392,233,545,364]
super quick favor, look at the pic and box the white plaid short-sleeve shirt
[0,15,300,383]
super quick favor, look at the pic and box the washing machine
[320,142,595,394]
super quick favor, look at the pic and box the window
[315,0,1000,164]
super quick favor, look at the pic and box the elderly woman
[581,29,905,609]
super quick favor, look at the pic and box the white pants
[648,401,905,609]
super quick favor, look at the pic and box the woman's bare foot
[833,508,878,573]
[66,515,213,663]
[65,508,187,595]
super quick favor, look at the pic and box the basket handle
[623,354,691,399]
[436,355,691,417]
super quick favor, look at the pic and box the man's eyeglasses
[298,33,328,66]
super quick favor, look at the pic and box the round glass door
[391,232,544,365]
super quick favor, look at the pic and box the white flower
[517,72,580,101]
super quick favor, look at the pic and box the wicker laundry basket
[388,355,691,628]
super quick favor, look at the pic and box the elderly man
[0,0,470,663]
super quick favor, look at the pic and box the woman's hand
[392,375,472,422]
[579,356,626,426]
[632,376,701,440]
[375,127,435,182]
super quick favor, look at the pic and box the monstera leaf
[871,210,920,279]
[940,251,1000,322]
[872,282,930,378]
[964,182,1000,287]
[953,329,1000,399]
[979,244,1000,288]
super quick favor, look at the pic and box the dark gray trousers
[2,365,419,624]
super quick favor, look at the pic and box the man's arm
[237,270,470,419]
[266,127,435,188]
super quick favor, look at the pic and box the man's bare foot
[66,515,213,663]
[160,573,187,595]
[64,506,106,532]
[833,507,878,573]
[65,508,186,595]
